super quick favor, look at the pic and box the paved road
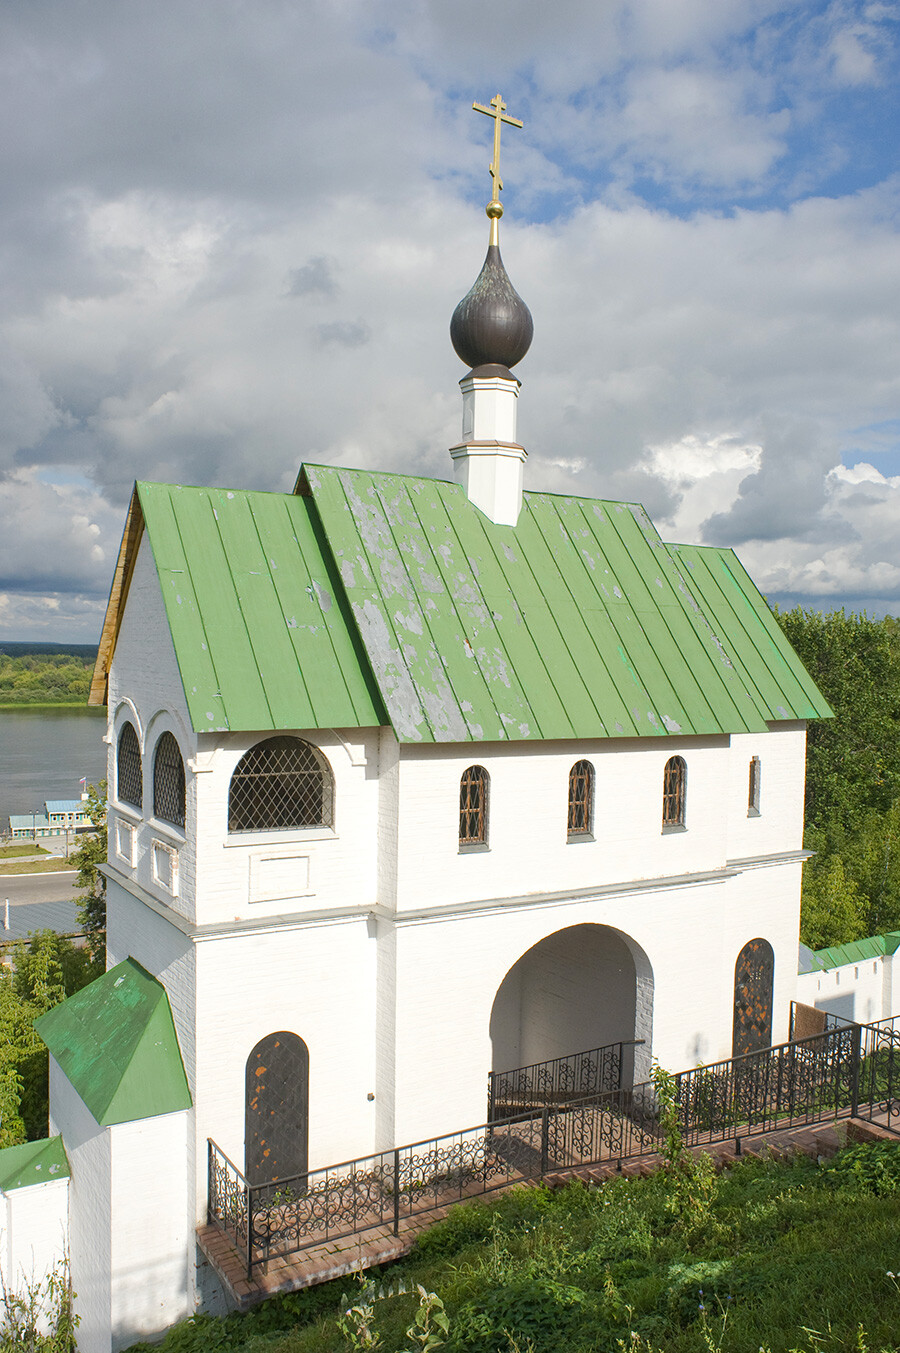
[0,871,82,940]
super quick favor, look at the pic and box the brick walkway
[197,1111,898,1311]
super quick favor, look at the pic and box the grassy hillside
[125,1141,900,1353]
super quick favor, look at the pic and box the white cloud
[0,0,899,637]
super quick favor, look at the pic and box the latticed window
[117,722,142,810]
[459,765,489,846]
[748,756,761,817]
[228,736,334,834]
[567,760,594,837]
[662,755,686,828]
[153,732,186,828]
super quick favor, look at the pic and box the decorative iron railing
[857,1015,900,1128]
[208,1018,898,1278]
[487,1039,643,1121]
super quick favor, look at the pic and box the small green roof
[35,958,192,1128]
[812,931,900,972]
[0,1136,69,1193]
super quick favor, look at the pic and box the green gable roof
[94,464,832,742]
[303,464,832,742]
[0,1136,69,1193]
[35,958,192,1128]
[136,480,387,735]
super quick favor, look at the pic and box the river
[0,707,107,832]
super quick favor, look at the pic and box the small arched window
[662,756,686,829]
[459,765,489,846]
[228,736,334,834]
[117,721,142,810]
[153,732,186,828]
[567,760,594,838]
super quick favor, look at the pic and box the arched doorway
[245,1031,309,1187]
[489,924,653,1094]
[732,938,774,1057]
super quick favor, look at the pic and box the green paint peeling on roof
[303,465,832,742]
[35,958,191,1127]
[97,466,832,741]
[811,931,900,972]
[0,1136,69,1193]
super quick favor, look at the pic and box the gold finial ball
[485,201,504,219]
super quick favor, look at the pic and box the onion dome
[451,234,533,372]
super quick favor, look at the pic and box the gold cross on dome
[473,93,523,208]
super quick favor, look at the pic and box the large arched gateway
[489,924,654,1093]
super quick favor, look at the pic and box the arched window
[459,765,489,846]
[228,736,334,834]
[662,756,686,829]
[567,760,594,837]
[117,721,142,810]
[153,732,186,828]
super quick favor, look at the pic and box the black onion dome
[450,244,533,371]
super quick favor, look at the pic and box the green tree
[0,932,96,1143]
[799,855,867,950]
[72,782,107,971]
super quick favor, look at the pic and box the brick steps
[197,1111,899,1310]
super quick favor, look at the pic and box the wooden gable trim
[88,485,145,707]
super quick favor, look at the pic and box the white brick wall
[49,1058,193,1353]
[0,1175,68,1335]
[797,953,894,1024]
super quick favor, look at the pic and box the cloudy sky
[1,0,899,641]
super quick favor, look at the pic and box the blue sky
[1,0,899,639]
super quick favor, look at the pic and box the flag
[79,778,86,786]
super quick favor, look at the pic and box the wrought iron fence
[487,1039,642,1121]
[208,1018,897,1279]
[857,1015,900,1128]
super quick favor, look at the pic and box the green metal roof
[811,931,900,972]
[303,465,832,742]
[0,1136,69,1193]
[94,465,832,741]
[35,958,192,1128]
[136,480,387,735]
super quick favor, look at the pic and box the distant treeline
[0,650,95,705]
[0,641,98,660]
[774,607,900,951]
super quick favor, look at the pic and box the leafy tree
[0,931,96,1144]
[775,608,900,948]
[72,782,107,971]
[799,855,867,951]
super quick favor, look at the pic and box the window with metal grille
[567,760,594,837]
[153,732,186,828]
[117,722,142,810]
[662,755,686,829]
[228,736,334,834]
[748,756,761,817]
[459,765,489,846]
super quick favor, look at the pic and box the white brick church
[0,101,830,1353]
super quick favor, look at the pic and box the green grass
[124,1140,900,1353]
[0,845,49,859]
[0,854,77,874]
